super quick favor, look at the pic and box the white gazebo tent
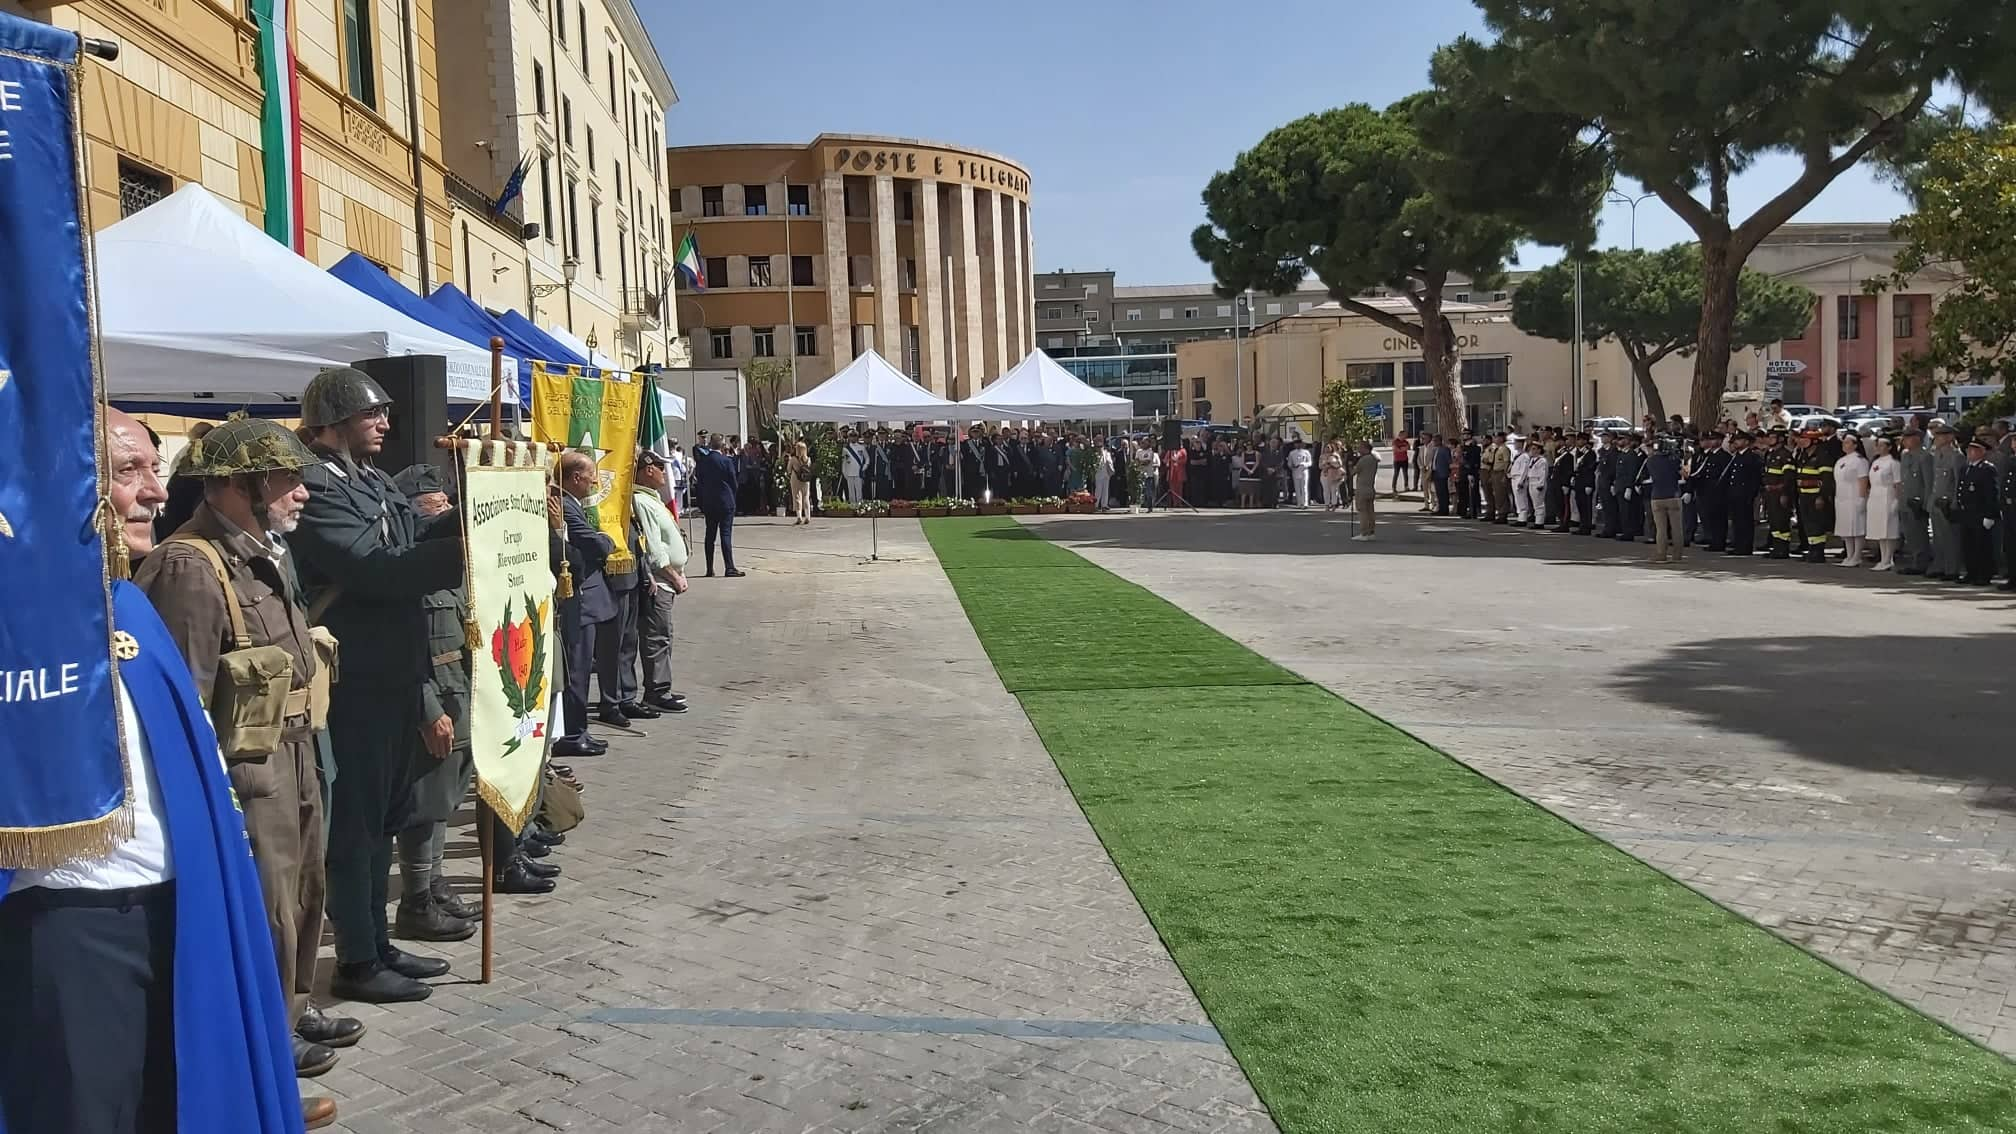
[545,323,621,371]
[960,349,1136,421]
[97,185,505,405]
[777,350,961,560]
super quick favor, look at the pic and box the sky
[637,0,1915,285]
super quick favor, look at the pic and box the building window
[901,259,917,291]
[1085,311,1099,322]
[585,126,595,172]
[1297,301,1314,312]
[748,257,772,287]
[532,61,547,116]
[851,325,870,355]
[1461,356,1510,386]
[1217,304,1232,318]
[1158,307,1174,320]
[607,52,617,108]
[565,178,580,256]
[1043,281,1061,291]
[906,326,920,378]
[1125,309,1142,321]
[341,0,376,107]
[899,190,914,222]
[561,97,573,148]
[700,186,723,217]
[612,162,623,203]
[1047,336,1066,349]
[1403,360,1429,387]
[849,255,872,288]
[1345,362,1394,388]
[1893,301,1915,339]
[752,327,776,357]
[794,325,817,356]
[538,156,554,238]
[1182,307,1199,319]
[787,184,811,215]
[1839,295,1860,340]
[1192,377,1206,399]
[744,184,768,215]
[1453,292,1470,303]
[590,203,602,275]
[791,255,814,287]
[703,256,727,288]
[1493,291,1508,302]
[708,328,732,358]
[1084,283,1100,295]
[1044,307,1061,320]
[576,4,587,60]
[117,160,171,218]
[1838,371,1862,405]
[1265,302,1283,315]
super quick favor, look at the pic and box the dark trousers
[0,884,177,1134]
[1460,471,1480,517]
[703,511,736,573]
[1697,496,1727,549]
[1573,487,1594,533]
[1433,472,1451,514]
[561,615,593,741]
[1725,492,1756,554]
[594,588,639,707]
[1961,522,1996,583]
[640,581,676,694]
[325,686,422,965]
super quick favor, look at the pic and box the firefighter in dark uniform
[1761,428,1798,558]
[2003,448,2016,592]
[390,464,478,943]
[1793,429,1834,562]
[1722,431,1764,556]
[288,368,464,1004]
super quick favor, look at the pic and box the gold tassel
[0,805,134,870]
[463,616,482,657]
[99,495,131,580]
[557,561,574,599]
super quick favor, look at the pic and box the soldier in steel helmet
[131,415,349,1125]
[285,368,464,1005]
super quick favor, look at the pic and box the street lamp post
[1607,190,1655,421]
[1233,291,1249,429]
[531,255,582,332]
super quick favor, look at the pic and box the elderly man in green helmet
[285,368,465,1005]
[132,415,348,1126]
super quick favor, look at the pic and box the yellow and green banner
[530,362,643,575]
[461,444,559,833]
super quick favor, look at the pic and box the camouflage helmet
[180,416,318,478]
[299,366,392,429]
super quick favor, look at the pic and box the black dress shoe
[724,569,746,578]
[429,876,479,921]
[394,895,475,942]
[494,859,557,894]
[294,1036,339,1078]
[618,700,661,720]
[330,961,432,1004]
[552,737,599,758]
[378,946,451,980]
[528,826,566,847]
[296,1006,364,1049]
[594,706,633,729]
[646,694,689,713]
[585,736,609,754]
[521,838,551,859]
[517,855,562,879]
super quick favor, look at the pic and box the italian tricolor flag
[251,0,304,251]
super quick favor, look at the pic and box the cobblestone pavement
[315,518,1273,1134]
[1025,505,2016,1058]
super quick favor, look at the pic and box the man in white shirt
[632,452,690,714]
[841,430,869,503]
[1287,441,1314,508]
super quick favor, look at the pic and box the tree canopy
[1422,1,2016,425]
[1888,122,2016,417]
[1512,246,1814,422]
[1191,102,1524,436]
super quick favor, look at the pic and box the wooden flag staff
[433,337,563,984]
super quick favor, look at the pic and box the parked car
[1844,412,1907,438]
[1787,413,1844,433]
[1582,416,1635,434]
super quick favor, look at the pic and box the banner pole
[489,337,505,439]
[478,806,494,984]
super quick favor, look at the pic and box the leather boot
[495,857,558,894]
[296,1005,364,1049]
[430,875,478,920]
[394,894,475,942]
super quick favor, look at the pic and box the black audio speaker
[354,355,450,481]
[1161,418,1182,451]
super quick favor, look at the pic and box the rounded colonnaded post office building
[667,134,1034,400]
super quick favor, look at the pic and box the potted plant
[821,500,856,519]
[978,498,1009,516]
[1006,497,1037,515]
[855,499,889,518]
[888,498,919,518]
[1065,490,1097,514]
[1037,495,1067,515]
[946,497,978,516]
[916,497,951,518]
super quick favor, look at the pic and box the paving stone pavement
[315,517,1274,1134]
[1024,504,2016,1059]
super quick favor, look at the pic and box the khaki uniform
[134,502,323,1025]
[1482,442,1513,521]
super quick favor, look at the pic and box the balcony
[621,288,662,333]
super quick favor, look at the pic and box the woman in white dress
[1864,435,1902,570]
[1832,432,1872,566]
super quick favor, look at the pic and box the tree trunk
[1689,236,1739,429]
[1629,357,1667,425]
[1419,306,1466,436]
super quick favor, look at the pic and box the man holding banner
[1,16,308,1132]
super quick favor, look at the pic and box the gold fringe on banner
[0,803,134,870]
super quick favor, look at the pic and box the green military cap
[180,415,317,478]
[300,366,393,429]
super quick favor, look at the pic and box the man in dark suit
[692,434,744,577]
[960,430,985,500]
[557,451,616,758]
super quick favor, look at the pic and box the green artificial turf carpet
[923,516,2016,1134]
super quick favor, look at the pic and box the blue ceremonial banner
[0,14,127,868]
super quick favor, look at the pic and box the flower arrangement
[1066,490,1097,513]
[944,497,978,514]
[887,498,919,517]
[854,499,889,517]
[822,500,856,517]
